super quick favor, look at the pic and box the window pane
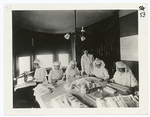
[59,54,69,67]
[19,56,30,74]
[37,55,53,68]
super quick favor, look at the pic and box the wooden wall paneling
[87,11,120,76]
[12,25,16,78]
[103,42,105,56]
[71,35,76,61]
[96,45,98,56]
[122,60,139,81]
[31,37,35,71]
[98,44,100,56]
[110,42,112,51]
[113,11,120,61]
[15,55,19,77]
[105,47,107,57]
[101,42,103,56]
[120,11,138,37]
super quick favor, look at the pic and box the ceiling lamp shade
[64,33,70,40]
[80,36,86,41]
[81,26,86,41]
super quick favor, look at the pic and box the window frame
[36,54,54,69]
[58,53,69,68]
[18,56,31,75]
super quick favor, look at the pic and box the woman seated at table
[48,61,64,84]
[90,58,109,81]
[33,59,48,85]
[109,61,138,92]
[65,60,81,80]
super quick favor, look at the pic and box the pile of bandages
[96,94,139,108]
[103,86,117,94]
[51,93,88,108]
[107,83,129,92]
[33,84,53,97]
[68,79,101,94]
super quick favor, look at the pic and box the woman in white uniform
[65,60,80,80]
[110,61,138,91]
[91,58,109,81]
[33,59,48,84]
[48,61,63,84]
[81,48,94,75]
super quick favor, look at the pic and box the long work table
[34,76,133,108]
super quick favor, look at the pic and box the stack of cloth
[14,80,36,91]
[96,94,139,108]
[51,93,88,108]
[107,83,130,93]
[64,78,77,91]
[103,86,117,94]
[33,83,53,97]
[64,78,101,94]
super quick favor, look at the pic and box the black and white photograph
[4,3,148,115]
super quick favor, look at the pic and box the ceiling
[13,10,116,34]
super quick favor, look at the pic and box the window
[19,56,30,74]
[37,54,53,68]
[58,54,69,67]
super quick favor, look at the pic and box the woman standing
[81,48,94,76]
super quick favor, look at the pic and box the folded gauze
[96,98,107,108]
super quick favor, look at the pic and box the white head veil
[33,59,41,67]
[52,61,62,70]
[93,58,105,69]
[116,61,132,73]
[65,60,77,73]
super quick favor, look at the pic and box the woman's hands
[62,75,66,81]
[126,87,135,94]
[108,79,115,83]
[81,71,87,75]
[99,78,104,82]
[75,75,82,79]
[89,73,95,77]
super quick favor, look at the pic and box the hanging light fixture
[80,35,86,41]
[80,26,86,41]
[64,10,86,41]
[64,33,70,40]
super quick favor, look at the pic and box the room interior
[12,10,139,108]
